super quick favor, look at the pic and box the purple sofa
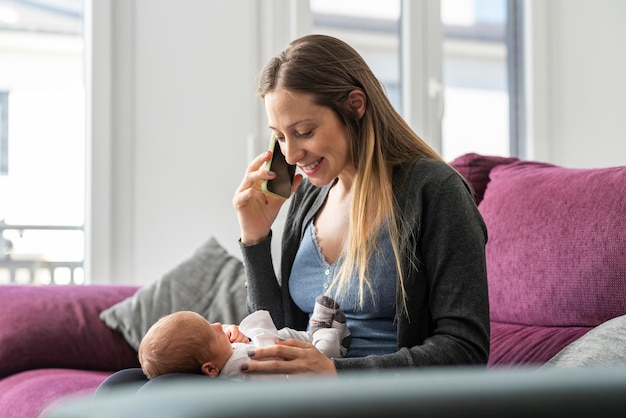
[453,153,626,365]
[0,285,140,418]
[1,153,625,418]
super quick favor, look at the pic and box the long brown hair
[258,34,443,311]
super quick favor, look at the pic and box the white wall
[90,0,261,284]
[90,0,626,285]
[132,1,257,283]
[527,0,626,168]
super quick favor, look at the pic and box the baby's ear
[200,362,219,377]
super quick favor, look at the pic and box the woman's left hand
[241,339,337,375]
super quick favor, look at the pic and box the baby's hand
[223,324,250,343]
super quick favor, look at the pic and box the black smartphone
[261,134,296,199]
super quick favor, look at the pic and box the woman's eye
[296,130,313,138]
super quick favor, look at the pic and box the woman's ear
[347,89,367,119]
[201,362,220,377]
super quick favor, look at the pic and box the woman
[233,34,489,376]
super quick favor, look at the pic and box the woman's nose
[282,139,301,165]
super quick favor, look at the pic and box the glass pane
[0,0,85,281]
[310,0,402,111]
[2,228,84,262]
[441,0,510,160]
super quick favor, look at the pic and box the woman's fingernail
[247,350,255,358]
[268,171,276,177]
[241,363,248,371]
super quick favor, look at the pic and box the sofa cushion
[0,285,139,379]
[0,369,110,418]
[99,237,248,351]
[449,153,519,203]
[479,161,626,327]
[543,314,626,367]
[488,322,591,366]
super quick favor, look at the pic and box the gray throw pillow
[99,237,248,350]
[542,315,626,368]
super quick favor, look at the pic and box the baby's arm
[223,324,250,343]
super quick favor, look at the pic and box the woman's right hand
[233,150,301,245]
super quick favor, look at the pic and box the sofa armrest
[0,285,140,379]
[47,367,626,418]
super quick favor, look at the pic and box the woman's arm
[234,150,303,327]
[239,235,284,325]
[413,170,490,365]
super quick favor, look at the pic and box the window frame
[0,91,8,175]
[506,0,526,158]
[401,0,443,153]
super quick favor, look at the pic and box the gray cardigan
[241,158,490,370]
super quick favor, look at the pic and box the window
[309,0,402,111]
[441,0,525,160]
[0,0,85,285]
[306,0,525,161]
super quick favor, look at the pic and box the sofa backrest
[451,153,626,365]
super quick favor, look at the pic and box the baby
[138,295,351,379]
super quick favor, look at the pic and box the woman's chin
[307,175,335,188]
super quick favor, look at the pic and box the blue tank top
[289,221,398,357]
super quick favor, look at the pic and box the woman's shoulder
[393,158,481,228]
[394,157,463,189]
[393,157,476,211]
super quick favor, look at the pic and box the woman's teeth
[302,159,322,172]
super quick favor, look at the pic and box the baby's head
[138,311,233,379]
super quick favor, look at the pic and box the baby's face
[199,319,233,358]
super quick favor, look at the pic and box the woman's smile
[300,157,324,175]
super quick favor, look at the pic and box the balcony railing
[0,221,85,285]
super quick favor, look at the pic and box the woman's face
[264,89,356,187]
